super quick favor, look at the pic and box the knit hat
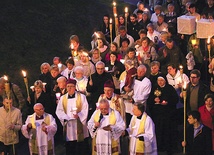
[66,78,77,85]
[104,80,114,89]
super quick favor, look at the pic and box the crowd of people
[0,0,214,154]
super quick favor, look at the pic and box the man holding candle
[0,97,22,155]
[56,78,89,155]
[180,69,210,113]
[0,77,26,119]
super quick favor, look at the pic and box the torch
[109,18,113,44]
[125,7,128,31]
[207,36,211,62]
[22,70,30,104]
[182,81,187,154]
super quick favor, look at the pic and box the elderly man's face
[58,79,66,89]
[132,105,142,117]
[75,70,83,79]
[96,64,105,75]
[34,104,44,116]
[137,67,146,78]
[99,102,109,115]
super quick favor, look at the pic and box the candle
[55,93,61,100]
[183,81,187,91]
[120,59,125,64]
[191,39,197,46]
[30,86,35,91]
[114,13,119,36]
[72,107,77,115]
[109,18,113,44]
[112,2,117,15]
[22,70,30,103]
[70,43,74,50]
[124,7,128,30]
[207,36,211,61]
[105,67,109,71]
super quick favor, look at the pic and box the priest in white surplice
[55,78,89,155]
[22,103,57,155]
[88,99,125,155]
[127,102,157,155]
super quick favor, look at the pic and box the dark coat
[86,71,113,111]
[186,125,212,155]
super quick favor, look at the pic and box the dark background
[0,0,134,94]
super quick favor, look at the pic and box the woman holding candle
[27,80,51,115]
[136,36,158,67]
[198,93,214,152]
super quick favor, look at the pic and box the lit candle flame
[183,81,187,90]
[114,13,117,18]
[179,65,183,70]
[70,43,74,49]
[55,93,61,99]
[22,70,27,77]
[3,75,8,81]
[191,39,197,45]
[113,2,116,6]
[109,18,112,24]
[207,36,211,44]
[94,32,99,38]
[125,7,128,13]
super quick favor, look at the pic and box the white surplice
[55,92,89,141]
[127,113,157,155]
[88,109,125,155]
[22,113,57,155]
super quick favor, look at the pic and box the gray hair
[74,66,84,73]
[95,61,105,68]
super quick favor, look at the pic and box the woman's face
[128,51,135,59]
[167,66,176,76]
[34,86,42,94]
[119,16,125,24]
[110,44,117,52]
[110,54,117,62]
[205,97,214,108]
[103,16,109,24]
[141,39,149,48]
[97,39,104,48]
[42,65,49,74]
